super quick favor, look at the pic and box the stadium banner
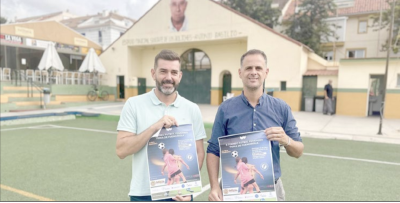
[147,124,202,200]
[218,131,277,201]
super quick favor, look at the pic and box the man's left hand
[265,127,289,146]
[172,195,192,201]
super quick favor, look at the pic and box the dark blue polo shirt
[207,92,302,179]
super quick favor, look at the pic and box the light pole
[378,0,396,135]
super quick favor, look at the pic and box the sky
[1,0,160,22]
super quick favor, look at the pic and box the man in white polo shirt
[116,49,206,201]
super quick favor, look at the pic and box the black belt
[275,178,280,184]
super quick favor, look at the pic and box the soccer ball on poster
[231,151,239,158]
[158,142,165,150]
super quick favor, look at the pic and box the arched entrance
[179,49,211,104]
[222,71,232,101]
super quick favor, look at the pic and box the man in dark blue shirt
[324,80,334,115]
[206,49,304,201]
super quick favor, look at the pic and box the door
[138,78,146,95]
[222,73,232,100]
[179,69,211,103]
[117,76,125,99]
[368,75,384,116]
[301,76,317,111]
[178,49,212,104]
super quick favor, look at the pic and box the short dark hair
[162,148,168,155]
[168,148,175,155]
[154,49,181,69]
[240,49,267,67]
[241,157,248,164]
[235,157,241,164]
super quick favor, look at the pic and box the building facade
[100,0,333,113]
[0,21,102,72]
[61,11,136,50]
[278,0,400,118]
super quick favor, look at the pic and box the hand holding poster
[147,124,202,200]
[219,131,277,201]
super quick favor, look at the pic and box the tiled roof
[304,69,338,76]
[283,0,391,21]
[337,0,390,15]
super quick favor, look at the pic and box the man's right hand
[208,188,223,201]
[157,115,178,128]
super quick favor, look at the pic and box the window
[324,51,334,61]
[98,31,102,43]
[397,74,400,87]
[180,49,211,70]
[358,21,367,33]
[280,81,287,91]
[347,49,365,58]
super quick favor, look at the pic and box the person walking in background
[323,80,334,115]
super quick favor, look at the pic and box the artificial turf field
[1,115,400,201]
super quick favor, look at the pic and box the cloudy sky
[1,0,159,22]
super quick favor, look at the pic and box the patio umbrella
[38,42,64,71]
[78,48,106,73]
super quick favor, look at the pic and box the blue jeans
[130,195,193,202]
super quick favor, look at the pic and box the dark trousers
[130,195,193,202]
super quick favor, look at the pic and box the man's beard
[156,79,179,95]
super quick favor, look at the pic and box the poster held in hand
[147,124,202,200]
[219,131,277,201]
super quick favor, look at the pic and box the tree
[370,0,400,53]
[221,0,281,28]
[0,16,7,24]
[282,0,337,56]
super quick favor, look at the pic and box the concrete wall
[385,92,400,119]
[337,58,400,117]
[273,91,302,111]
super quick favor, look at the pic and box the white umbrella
[38,42,64,71]
[79,48,106,73]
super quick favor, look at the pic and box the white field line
[87,104,124,110]
[193,178,221,198]
[0,125,50,132]
[45,124,116,134]
[0,124,115,134]
[280,150,400,166]
[3,125,399,166]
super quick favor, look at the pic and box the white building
[61,11,136,50]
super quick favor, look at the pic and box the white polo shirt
[170,16,188,32]
[117,89,206,196]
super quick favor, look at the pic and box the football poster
[218,131,277,201]
[147,124,202,200]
